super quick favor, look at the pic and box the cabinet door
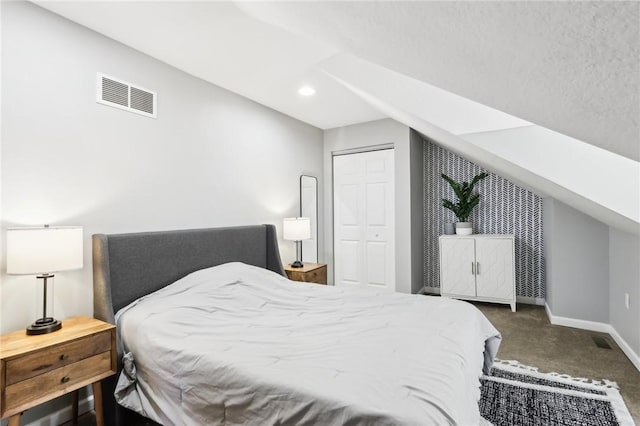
[440,238,476,297]
[475,238,514,300]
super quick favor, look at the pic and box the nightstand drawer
[5,331,111,385]
[304,266,327,284]
[1,316,116,424]
[4,351,112,412]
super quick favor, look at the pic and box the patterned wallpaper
[423,139,545,299]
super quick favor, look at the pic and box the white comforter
[115,262,501,426]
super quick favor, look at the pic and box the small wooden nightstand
[0,316,116,426]
[285,263,327,285]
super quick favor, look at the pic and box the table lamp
[7,225,83,335]
[283,217,311,268]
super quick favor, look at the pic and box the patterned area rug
[481,360,635,426]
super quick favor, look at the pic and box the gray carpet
[474,303,640,423]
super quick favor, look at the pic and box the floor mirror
[300,175,318,263]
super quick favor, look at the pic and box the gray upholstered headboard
[92,224,285,325]
[92,224,285,426]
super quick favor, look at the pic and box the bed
[93,225,501,426]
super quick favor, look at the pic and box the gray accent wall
[544,198,610,323]
[609,228,640,356]
[544,198,639,364]
[542,198,556,311]
[423,138,544,299]
[410,130,425,294]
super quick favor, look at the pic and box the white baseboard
[544,303,612,333]
[21,395,93,426]
[608,327,640,372]
[545,303,640,372]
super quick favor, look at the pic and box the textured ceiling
[240,1,640,161]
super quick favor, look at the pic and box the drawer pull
[60,354,69,361]
[61,376,71,384]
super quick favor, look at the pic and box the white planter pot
[456,222,473,235]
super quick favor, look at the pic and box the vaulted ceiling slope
[240,1,640,162]
[321,54,639,235]
[34,1,385,129]
[33,1,640,233]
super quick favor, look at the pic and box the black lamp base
[26,317,62,335]
[290,260,304,268]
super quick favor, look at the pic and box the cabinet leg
[8,414,21,426]
[511,302,517,312]
[92,381,104,426]
[72,390,79,425]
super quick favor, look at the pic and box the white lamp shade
[283,217,311,241]
[7,226,84,275]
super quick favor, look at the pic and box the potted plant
[441,172,488,235]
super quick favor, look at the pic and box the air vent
[592,335,612,350]
[96,73,156,118]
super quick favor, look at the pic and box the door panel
[366,242,387,286]
[440,238,476,297]
[336,240,361,285]
[475,239,514,300]
[339,184,359,225]
[366,183,386,226]
[365,158,386,173]
[334,149,395,291]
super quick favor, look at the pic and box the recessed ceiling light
[298,86,315,96]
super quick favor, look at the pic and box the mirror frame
[300,175,318,263]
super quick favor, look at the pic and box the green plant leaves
[441,172,488,221]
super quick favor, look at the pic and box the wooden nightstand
[285,263,327,285]
[0,316,116,426]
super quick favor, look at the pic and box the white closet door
[440,238,476,297]
[475,238,514,300]
[333,149,395,291]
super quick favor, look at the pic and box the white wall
[1,1,323,336]
[609,228,640,357]
[323,118,423,293]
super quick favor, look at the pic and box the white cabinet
[439,235,516,312]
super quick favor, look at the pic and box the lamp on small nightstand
[283,217,310,268]
[7,225,83,335]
